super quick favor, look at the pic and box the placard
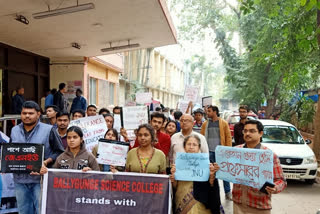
[202,96,212,107]
[1,143,44,173]
[184,85,199,103]
[69,115,108,152]
[215,146,273,189]
[113,114,121,133]
[121,106,149,130]
[136,92,152,104]
[175,152,210,182]
[96,140,129,166]
[0,173,19,212]
[178,100,189,113]
[41,169,171,214]
[0,131,10,143]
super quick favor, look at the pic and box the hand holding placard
[175,152,210,182]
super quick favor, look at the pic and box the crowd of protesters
[6,83,286,214]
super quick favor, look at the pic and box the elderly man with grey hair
[169,114,209,163]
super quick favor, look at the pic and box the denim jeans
[209,151,231,194]
[15,183,41,214]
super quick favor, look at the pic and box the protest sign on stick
[1,143,44,173]
[136,92,152,105]
[184,85,199,103]
[178,100,189,113]
[69,115,108,152]
[215,146,273,189]
[121,106,149,130]
[96,139,129,166]
[41,169,171,214]
[175,152,210,182]
[202,96,212,107]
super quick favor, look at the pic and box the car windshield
[262,125,305,144]
[229,116,257,124]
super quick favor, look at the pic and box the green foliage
[299,97,316,128]
[171,0,320,115]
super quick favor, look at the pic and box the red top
[131,131,171,157]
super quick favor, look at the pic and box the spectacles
[242,129,258,134]
[180,119,193,123]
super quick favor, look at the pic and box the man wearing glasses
[233,120,286,213]
[170,114,209,163]
[200,105,232,200]
[234,105,250,146]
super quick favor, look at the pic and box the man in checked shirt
[232,120,286,214]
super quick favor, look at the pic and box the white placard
[0,131,10,142]
[113,114,121,132]
[96,141,129,166]
[178,100,189,113]
[69,115,108,152]
[136,92,152,104]
[184,85,199,102]
[122,106,149,130]
[202,96,212,107]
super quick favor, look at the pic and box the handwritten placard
[175,152,210,182]
[96,140,129,166]
[121,106,149,130]
[215,146,273,189]
[1,143,44,173]
[136,92,152,104]
[69,115,108,152]
[184,85,199,103]
[178,100,189,113]
[202,96,212,107]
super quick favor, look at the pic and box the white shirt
[170,131,209,163]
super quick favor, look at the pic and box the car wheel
[305,179,315,184]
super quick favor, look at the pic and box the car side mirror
[305,139,312,144]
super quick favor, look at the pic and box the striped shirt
[232,144,287,210]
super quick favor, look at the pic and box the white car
[260,119,318,184]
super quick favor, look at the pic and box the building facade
[50,55,123,111]
[120,49,185,108]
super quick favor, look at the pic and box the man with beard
[233,120,286,213]
[10,101,64,214]
[131,112,171,156]
[234,105,250,146]
[56,111,70,149]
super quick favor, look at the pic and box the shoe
[225,192,232,201]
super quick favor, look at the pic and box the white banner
[96,141,129,166]
[69,115,108,152]
[122,106,149,130]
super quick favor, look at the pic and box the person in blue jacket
[70,89,87,114]
[10,101,64,214]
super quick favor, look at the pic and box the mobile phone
[259,182,275,194]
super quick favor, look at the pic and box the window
[109,83,114,105]
[89,78,96,105]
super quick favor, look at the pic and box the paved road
[219,180,320,214]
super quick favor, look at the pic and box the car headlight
[304,156,317,164]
